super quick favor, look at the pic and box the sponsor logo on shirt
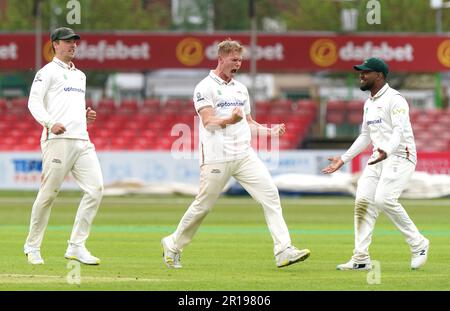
[216,101,244,108]
[367,118,382,125]
[63,87,85,93]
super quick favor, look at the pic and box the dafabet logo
[43,40,54,62]
[309,39,338,67]
[437,40,450,68]
[176,37,204,66]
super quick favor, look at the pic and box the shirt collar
[53,57,76,71]
[209,70,235,85]
[370,83,389,100]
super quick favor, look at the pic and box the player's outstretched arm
[321,156,344,174]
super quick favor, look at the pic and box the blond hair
[217,38,244,56]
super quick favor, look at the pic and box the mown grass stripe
[1,225,449,236]
[1,197,449,206]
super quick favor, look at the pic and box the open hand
[321,156,344,174]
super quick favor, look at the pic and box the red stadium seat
[347,100,364,124]
[347,100,364,111]
[255,101,271,115]
[326,111,346,124]
[409,107,421,121]
[272,99,293,112]
[118,99,139,114]
[347,110,363,125]
[95,99,116,115]
[164,99,182,110]
[295,99,317,117]
[0,98,8,113]
[326,100,346,125]
[178,99,194,112]
[141,99,160,114]
[435,111,450,124]
[10,97,29,115]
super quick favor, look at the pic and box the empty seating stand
[10,97,449,152]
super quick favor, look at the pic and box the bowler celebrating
[161,39,310,269]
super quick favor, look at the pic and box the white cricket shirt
[28,57,89,141]
[341,83,417,165]
[193,71,252,165]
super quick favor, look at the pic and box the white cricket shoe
[276,246,310,268]
[26,250,44,265]
[411,238,429,270]
[161,237,182,268]
[337,259,372,271]
[65,244,100,265]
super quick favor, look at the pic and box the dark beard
[360,81,374,91]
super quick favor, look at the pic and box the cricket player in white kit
[161,39,310,268]
[24,27,103,265]
[322,57,429,270]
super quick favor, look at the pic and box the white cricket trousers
[352,155,426,263]
[165,153,292,256]
[24,139,103,253]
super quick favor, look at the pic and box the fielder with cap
[322,57,429,270]
[24,27,103,265]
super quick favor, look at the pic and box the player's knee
[373,195,392,210]
[94,185,104,200]
[355,197,370,214]
[41,191,59,205]
[87,184,103,203]
[257,187,280,205]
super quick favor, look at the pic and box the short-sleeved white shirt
[193,71,252,165]
[28,57,89,141]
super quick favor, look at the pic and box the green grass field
[0,191,449,291]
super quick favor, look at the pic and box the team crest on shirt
[63,74,68,80]
[392,108,406,115]
[196,92,205,102]
[217,89,222,95]
[34,73,42,82]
